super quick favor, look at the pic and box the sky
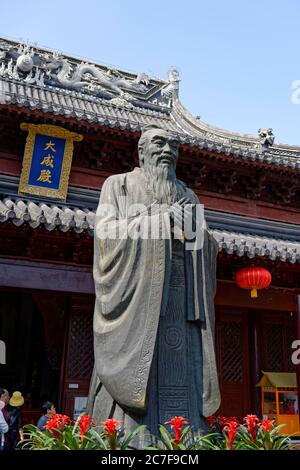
[1,0,300,145]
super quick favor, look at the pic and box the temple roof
[0,37,300,169]
[1,195,300,263]
[256,372,297,389]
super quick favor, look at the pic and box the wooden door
[60,295,94,418]
[259,311,297,373]
[215,308,251,419]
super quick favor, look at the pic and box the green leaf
[120,425,146,450]
[88,429,109,449]
[158,425,174,450]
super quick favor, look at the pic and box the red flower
[102,418,121,435]
[165,416,189,444]
[261,418,274,432]
[45,414,70,438]
[223,420,239,450]
[243,414,259,442]
[78,415,94,441]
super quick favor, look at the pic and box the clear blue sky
[1,0,300,145]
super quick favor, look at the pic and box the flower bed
[21,413,290,450]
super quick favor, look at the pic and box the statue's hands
[177,196,193,206]
[169,197,196,241]
[169,199,183,228]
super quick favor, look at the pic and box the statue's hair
[138,125,163,166]
[138,125,161,151]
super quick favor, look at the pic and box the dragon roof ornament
[0,38,175,109]
[0,37,300,164]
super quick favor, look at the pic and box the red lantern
[235,266,272,298]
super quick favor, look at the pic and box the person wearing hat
[6,391,24,450]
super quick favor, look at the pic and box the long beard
[143,164,177,205]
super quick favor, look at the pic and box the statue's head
[138,125,179,175]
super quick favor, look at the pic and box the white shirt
[0,409,8,447]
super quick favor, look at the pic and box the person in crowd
[36,402,56,431]
[0,388,10,449]
[0,400,8,450]
[6,391,24,449]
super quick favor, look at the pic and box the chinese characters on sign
[19,124,83,201]
[29,135,65,189]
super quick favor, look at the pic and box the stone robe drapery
[88,167,220,429]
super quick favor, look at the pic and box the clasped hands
[169,197,196,240]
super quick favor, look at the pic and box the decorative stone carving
[161,67,180,101]
[42,52,150,97]
[16,54,34,72]
[0,39,169,107]
[23,67,45,86]
[258,128,275,150]
[16,44,34,72]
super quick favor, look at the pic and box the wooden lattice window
[265,323,284,371]
[262,313,297,373]
[286,324,297,372]
[66,309,94,379]
[220,320,243,383]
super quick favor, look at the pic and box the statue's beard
[143,163,177,205]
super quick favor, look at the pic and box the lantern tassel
[251,288,258,298]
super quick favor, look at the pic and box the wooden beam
[0,258,94,294]
[216,281,298,312]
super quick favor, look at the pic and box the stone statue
[88,125,220,445]
[258,128,275,149]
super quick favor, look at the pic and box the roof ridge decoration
[0,38,177,110]
[258,128,275,150]
[0,38,300,164]
[171,99,300,158]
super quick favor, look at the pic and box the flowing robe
[88,167,220,439]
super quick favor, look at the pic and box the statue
[88,125,220,445]
[258,128,275,150]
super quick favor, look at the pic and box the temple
[0,37,299,426]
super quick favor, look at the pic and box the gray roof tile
[1,197,299,263]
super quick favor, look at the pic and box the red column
[297,295,300,425]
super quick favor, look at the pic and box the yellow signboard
[19,123,83,201]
